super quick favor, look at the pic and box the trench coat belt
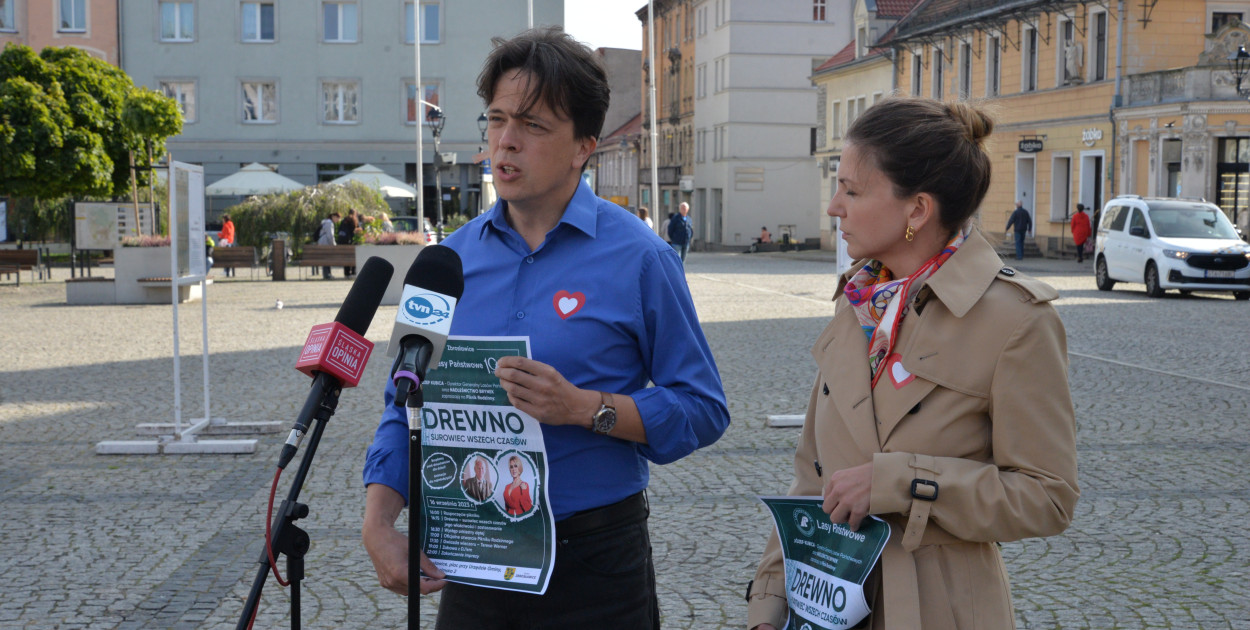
[884,454,940,629]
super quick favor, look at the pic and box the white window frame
[1022,26,1038,92]
[59,0,87,32]
[241,80,278,124]
[159,1,194,42]
[404,80,441,126]
[322,1,358,43]
[959,42,972,98]
[697,5,706,37]
[696,63,706,99]
[159,80,197,123]
[241,1,275,43]
[1049,152,1073,221]
[1056,16,1075,87]
[985,33,1001,97]
[405,0,440,44]
[321,79,360,125]
[0,0,14,32]
[931,46,944,100]
[829,100,840,139]
[813,0,826,22]
[1208,4,1246,33]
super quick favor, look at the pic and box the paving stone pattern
[1,254,1247,629]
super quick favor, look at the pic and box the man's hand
[363,484,446,596]
[821,462,873,531]
[494,356,597,428]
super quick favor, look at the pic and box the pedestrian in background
[337,208,358,277]
[318,211,339,280]
[217,214,236,276]
[1071,203,1091,264]
[748,97,1078,630]
[1005,200,1032,260]
[639,206,653,230]
[667,202,693,263]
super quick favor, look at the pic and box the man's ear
[573,135,598,170]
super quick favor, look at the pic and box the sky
[564,0,645,51]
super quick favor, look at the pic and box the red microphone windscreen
[294,321,374,387]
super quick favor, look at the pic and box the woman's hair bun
[945,102,994,144]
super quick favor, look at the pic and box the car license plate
[1205,270,1236,279]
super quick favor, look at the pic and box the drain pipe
[1110,0,1125,197]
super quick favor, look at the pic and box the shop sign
[1082,128,1103,147]
[1018,139,1044,153]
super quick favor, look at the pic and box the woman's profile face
[509,458,522,479]
[827,142,913,264]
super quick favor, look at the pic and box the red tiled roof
[602,113,643,142]
[875,0,922,19]
[814,41,857,73]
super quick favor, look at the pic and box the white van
[1094,196,1250,300]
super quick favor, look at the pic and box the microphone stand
[406,386,424,630]
[236,372,341,630]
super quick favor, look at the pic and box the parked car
[390,216,437,244]
[1094,195,1250,300]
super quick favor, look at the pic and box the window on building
[696,63,706,99]
[857,26,867,57]
[405,1,439,43]
[1216,138,1250,226]
[160,81,197,123]
[911,53,922,96]
[242,2,274,42]
[830,101,840,139]
[1212,12,1243,33]
[1,0,16,30]
[242,81,277,123]
[987,35,1001,96]
[932,48,944,99]
[847,97,857,130]
[872,91,882,104]
[317,163,363,183]
[813,0,826,22]
[959,43,971,98]
[323,1,357,43]
[321,81,359,124]
[1023,28,1038,91]
[697,129,706,163]
[159,2,193,41]
[715,0,726,28]
[697,6,706,36]
[405,81,440,125]
[60,0,86,31]
[1093,11,1107,81]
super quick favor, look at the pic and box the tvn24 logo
[403,293,452,325]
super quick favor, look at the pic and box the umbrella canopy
[329,164,417,198]
[205,162,306,196]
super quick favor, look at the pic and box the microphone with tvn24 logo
[278,256,394,469]
[388,245,464,408]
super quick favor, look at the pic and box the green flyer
[417,336,554,594]
[759,496,890,630]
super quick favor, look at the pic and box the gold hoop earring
[905,225,916,242]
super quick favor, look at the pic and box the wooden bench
[292,245,356,279]
[0,249,42,287]
[211,246,259,280]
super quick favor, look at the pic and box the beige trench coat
[748,230,1079,630]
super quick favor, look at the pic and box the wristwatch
[591,391,617,435]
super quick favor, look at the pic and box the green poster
[418,336,555,594]
[759,496,890,630]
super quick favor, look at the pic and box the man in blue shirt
[361,27,729,629]
[667,201,694,263]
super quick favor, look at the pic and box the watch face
[593,407,617,434]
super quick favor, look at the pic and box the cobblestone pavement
[1,252,1247,629]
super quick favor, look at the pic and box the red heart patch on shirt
[553,290,585,319]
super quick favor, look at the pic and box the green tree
[228,181,388,254]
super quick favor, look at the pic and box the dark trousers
[1013,231,1026,260]
[1076,240,1085,263]
[321,265,331,279]
[435,508,658,629]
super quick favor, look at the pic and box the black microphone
[386,245,464,407]
[279,256,394,469]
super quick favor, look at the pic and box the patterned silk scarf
[844,228,969,388]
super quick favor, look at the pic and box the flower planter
[355,244,424,305]
[113,246,204,304]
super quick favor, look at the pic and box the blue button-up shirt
[363,181,729,520]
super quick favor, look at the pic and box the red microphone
[294,322,372,387]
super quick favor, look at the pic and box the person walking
[337,209,358,277]
[217,214,236,277]
[667,202,693,263]
[1005,200,1032,261]
[747,97,1078,630]
[1071,203,1091,263]
[639,206,653,230]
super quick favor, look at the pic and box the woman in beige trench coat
[748,99,1079,630]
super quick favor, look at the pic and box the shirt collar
[475,179,600,242]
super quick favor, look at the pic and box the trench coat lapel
[811,298,882,458]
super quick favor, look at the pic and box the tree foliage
[0,43,183,203]
[227,181,389,253]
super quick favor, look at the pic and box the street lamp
[477,112,488,215]
[426,107,446,241]
[1228,45,1250,98]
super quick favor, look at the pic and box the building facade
[811,0,917,249]
[687,0,852,248]
[887,0,1250,255]
[119,0,561,219]
[0,0,120,64]
[637,0,697,231]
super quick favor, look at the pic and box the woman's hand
[821,462,873,531]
